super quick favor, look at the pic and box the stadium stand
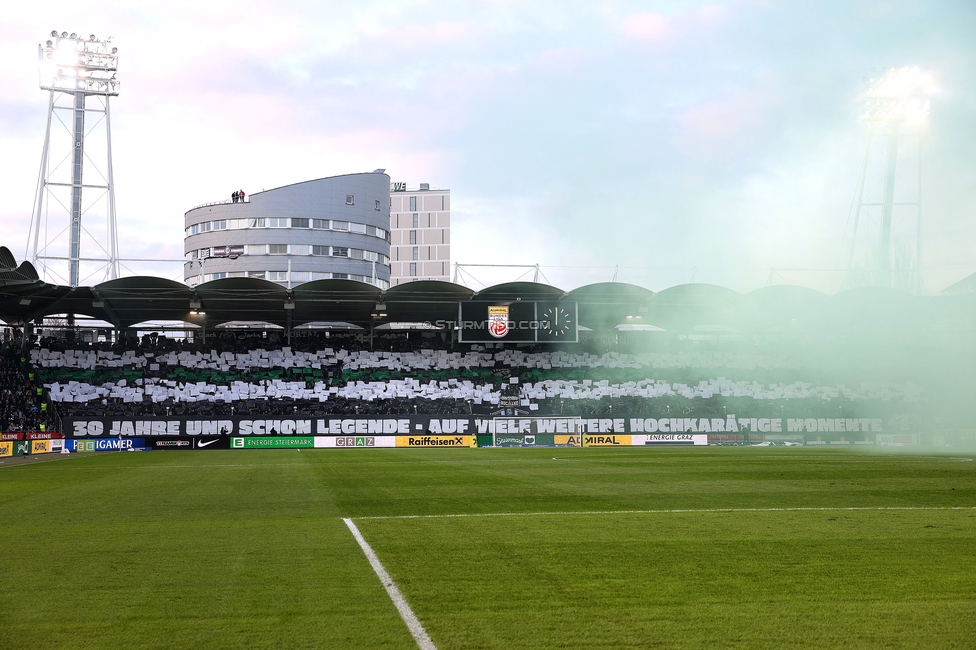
[34,337,924,421]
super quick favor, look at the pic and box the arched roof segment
[475,282,565,302]
[0,247,18,271]
[384,280,475,324]
[93,276,195,327]
[196,277,290,328]
[738,285,829,332]
[567,282,655,332]
[292,279,381,327]
[647,283,742,331]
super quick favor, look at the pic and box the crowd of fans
[17,330,927,425]
[0,341,51,432]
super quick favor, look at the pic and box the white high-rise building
[389,182,450,285]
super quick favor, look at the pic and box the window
[310,271,329,281]
[375,199,381,211]
[409,196,416,211]
[228,271,246,278]
[333,272,348,280]
[332,247,349,257]
[227,219,246,229]
[247,244,267,255]
[412,213,419,228]
[409,230,417,245]
[248,218,266,228]
[412,247,419,260]
[291,244,310,255]
[268,271,288,281]
[198,222,211,233]
[350,248,364,259]
[409,262,417,277]
[312,245,329,256]
[291,271,309,283]
[188,250,198,260]
[312,219,328,229]
[269,244,288,255]
[198,248,211,258]
[268,218,288,228]
[291,218,309,228]
[349,222,366,233]
[363,250,379,262]
[209,272,227,281]
[345,194,354,205]
[248,271,266,279]
[212,220,227,230]
[333,221,349,231]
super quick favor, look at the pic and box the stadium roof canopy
[1,246,972,334]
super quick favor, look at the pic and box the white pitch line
[343,518,437,650]
[356,505,976,521]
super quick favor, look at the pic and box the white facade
[389,183,450,286]
[184,172,392,289]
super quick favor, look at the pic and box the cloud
[621,11,669,41]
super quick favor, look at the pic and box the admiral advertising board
[458,301,578,343]
[0,441,13,457]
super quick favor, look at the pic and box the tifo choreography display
[0,243,970,454]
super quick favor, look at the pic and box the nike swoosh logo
[197,439,219,448]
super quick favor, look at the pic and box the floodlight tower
[843,67,935,294]
[28,31,120,287]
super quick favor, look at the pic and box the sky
[0,0,974,294]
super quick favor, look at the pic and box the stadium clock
[539,305,574,339]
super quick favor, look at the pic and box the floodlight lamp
[90,34,96,41]
[69,32,76,39]
[51,30,58,37]
[61,31,67,38]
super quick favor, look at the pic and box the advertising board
[395,435,477,448]
[636,434,708,446]
[231,437,315,449]
[67,438,147,452]
[30,440,51,454]
[492,434,581,447]
[583,435,633,447]
[0,441,12,457]
[877,433,919,446]
[314,436,396,448]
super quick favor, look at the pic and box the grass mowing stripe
[344,518,437,650]
[357,505,976,520]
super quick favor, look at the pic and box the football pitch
[1,448,975,649]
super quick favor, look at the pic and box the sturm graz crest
[488,305,509,338]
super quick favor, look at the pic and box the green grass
[1,447,975,648]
